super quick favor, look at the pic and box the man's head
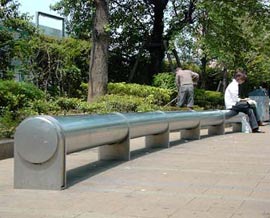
[175,67,182,73]
[234,70,247,85]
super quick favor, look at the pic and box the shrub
[152,72,176,91]
[96,94,160,113]
[55,97,83,114]
[22,36,91,97]
[0,80,45,112]
[1,81,224,139]
[195,89,224,109]
[78,82,88,100]
[29,99,61,115]
[0,111,19,138]
[107,82,172,105]
[0,80,47,138]
[0,107,38,138]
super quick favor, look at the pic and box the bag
[241,115,252,133]
[232,101,250,111]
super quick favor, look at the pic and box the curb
[0,139,14,160]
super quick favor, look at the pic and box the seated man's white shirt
[246,99,257,106]
[224,79,239,109]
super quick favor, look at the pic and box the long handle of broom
[165,96,178,107]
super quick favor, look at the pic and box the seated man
[240,98,265,126]
[224,70,264,133]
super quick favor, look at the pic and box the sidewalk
[0,126,270,218]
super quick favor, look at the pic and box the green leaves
[107,82,172,105]
[50,0,94,39]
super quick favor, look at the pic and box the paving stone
[0,126,270,218]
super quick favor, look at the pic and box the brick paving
[0,126,270,218]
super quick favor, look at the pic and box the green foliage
[0,80,45,112]
[22,36,91,97]
[0,111,19,138]
[52,0,153,83]
[2,0,270,92]
[195,89,224,109]
[1,0,91,97]
[77,82,88,100]
[0,0,37,79]
[29,99,61,115]
[107,82,172,105]
[0,80,45,138]
[0,81,225,138]
[50,0,94,40]
[54,97,84,114]
[152,72,176,91]
[95,94,160,113]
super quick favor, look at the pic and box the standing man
[224,70,264,133]
[175,67,199,110]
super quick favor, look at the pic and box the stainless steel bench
[14,110,246,190]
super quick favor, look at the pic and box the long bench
[14,110,247,190]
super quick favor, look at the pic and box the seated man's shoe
[258,121,267,126]
[252,128,265,133]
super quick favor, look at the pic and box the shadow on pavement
[66,130,240,188]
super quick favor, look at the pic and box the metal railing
[14,110,245,190]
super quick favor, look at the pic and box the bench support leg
[99,135,130,161]
[181,124,201,140]
[232,123,242,132]
[14,140,66,190]
[208,123,225,136]
[145,128,170,148]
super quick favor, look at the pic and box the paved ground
[0,126,270,218]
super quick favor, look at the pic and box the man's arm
[175,73,180,88]
[191,71,199,84]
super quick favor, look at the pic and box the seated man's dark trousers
[225,105,259,130]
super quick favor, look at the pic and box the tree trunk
[128,42,145,82]
[163,41,174,73]
[222,67,228,93]
[87,0,109,102]
[147,1,168,83]
[200,55,207,89]
[172,48,181,67]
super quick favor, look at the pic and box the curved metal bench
[14,110,246,190]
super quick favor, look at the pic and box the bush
[29,99,61,115]
[55,97,83,114]
[195,89,224,109]
[0,80,47,138]
[0,81,224,139]
[152,72,176,91]
[54,95,161,114]
[96,94,160,113]
[107,82,172,105]
[0,107,38,138]
[0,80,45,112]
[0,111,19,138]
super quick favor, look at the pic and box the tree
[51,0,270,91]
[109,0,151,83]
[198,0,270,90]
[24,36,91,97]
[50,0,94,40]
[171,0,270,90]
[145,0,169,83]
[52,0,109,100]
[87,0,109,102]
[0,0,36,79]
